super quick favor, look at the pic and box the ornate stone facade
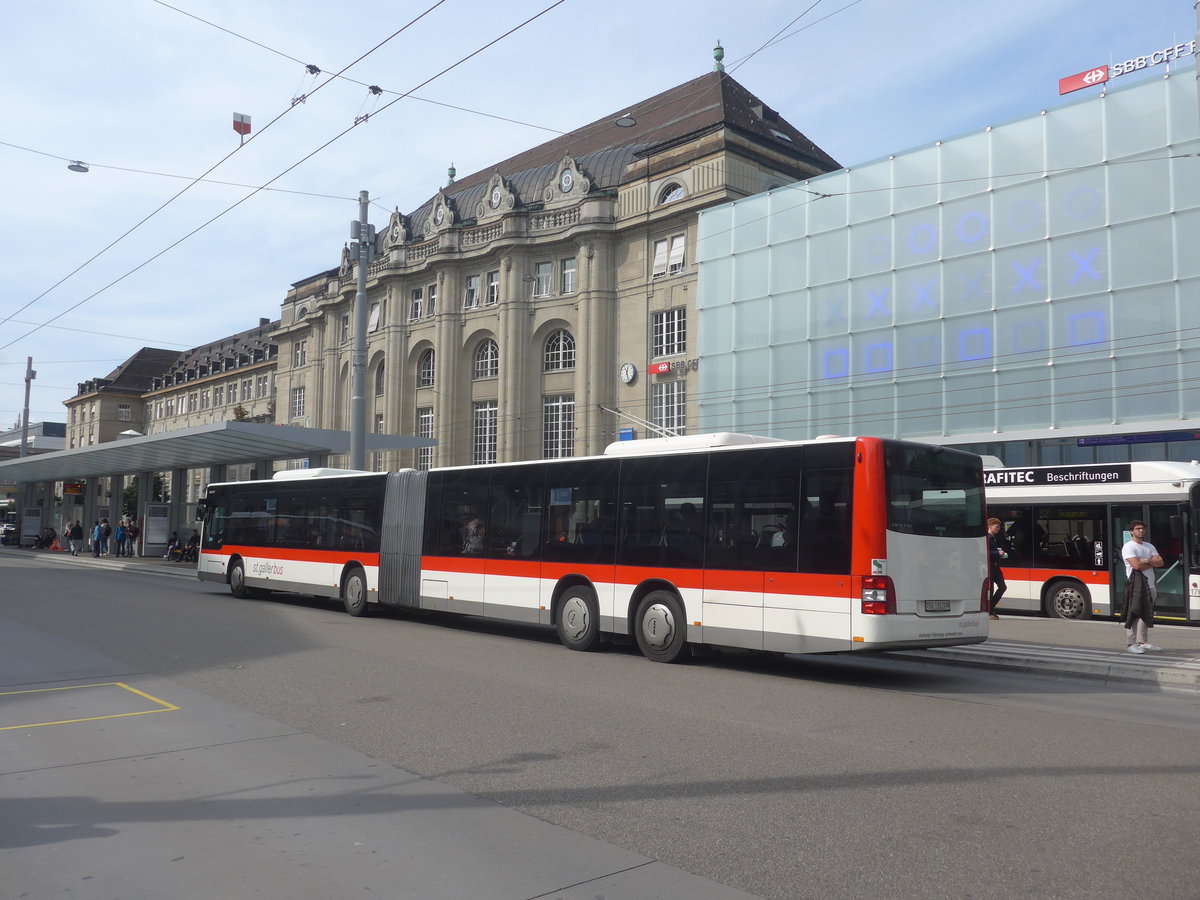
[274,69,839,469]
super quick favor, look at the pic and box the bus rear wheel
[556,585,600,651]
[1045,579,1090,620]
[343,568,369,617]
[634,590,688,663]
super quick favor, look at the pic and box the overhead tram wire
[151,0,566,137]
[0,0,569,355]
[0,141,356,202]
[653,324,1200,418]
[0,0,451,334]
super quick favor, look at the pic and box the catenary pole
[20,357,34,458]
[349,191,373,471]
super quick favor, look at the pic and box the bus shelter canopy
[0,421,435,485]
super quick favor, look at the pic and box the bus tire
[342,567,369,617]
[556,585,600,651]
[1045,579,1091,620]
[229,560,250,599]
[634,590,688,663]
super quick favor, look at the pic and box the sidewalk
[10,544,1200,692]
[0,557,759,900]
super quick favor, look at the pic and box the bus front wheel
[229,561,250,599]
[1045,580,1091,620]
[634,590,688,663]
[556,585,600,651]
[342,568,369,617]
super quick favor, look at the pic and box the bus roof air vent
[603,432,785,456]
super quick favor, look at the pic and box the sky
[2,0,1196,428]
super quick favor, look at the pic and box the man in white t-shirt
[1121,520,1163,654]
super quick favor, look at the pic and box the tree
[123,473,166,516]
[233,404,249,421]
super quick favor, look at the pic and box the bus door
[1112,505,1188,622]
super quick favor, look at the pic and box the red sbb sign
[1059,66,1109,95]
[647,361,672,375]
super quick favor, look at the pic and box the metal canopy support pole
[137,469,154,557]
[170,468,186,542]
[349,191,373,471]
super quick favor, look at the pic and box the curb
[10,549,196,580]
[895,642,1200,693]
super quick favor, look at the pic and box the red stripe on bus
[423,557,853,596]
[1009,567,1111,585]
[206,545,380,565]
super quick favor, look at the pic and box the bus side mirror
[195,504,208,522]
[1169,514,1184,539]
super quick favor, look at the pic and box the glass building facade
[696,64,1200,466]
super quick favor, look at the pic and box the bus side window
[999,508,1034,565]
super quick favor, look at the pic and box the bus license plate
[925,600,951,612]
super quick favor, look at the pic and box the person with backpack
[100,519,112,556]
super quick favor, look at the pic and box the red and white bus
[197,433,989,662]
[984,460,1200,623]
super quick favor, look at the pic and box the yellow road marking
[0,681,178,731]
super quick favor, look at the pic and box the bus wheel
[342,568,369,617]
[634,590,688,663]
[556,585,600,651]
[229,561,250,599]
[1045,580,1090,620]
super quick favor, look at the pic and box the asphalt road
[3,556,1199,899]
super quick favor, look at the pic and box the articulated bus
[196,433,989,662]
[984,461,1200,624]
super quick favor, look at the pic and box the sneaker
[1126,644,1145,654]
[989,614,1000,620]
[1139,643,1162,652]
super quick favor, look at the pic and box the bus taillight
[980,579,991,613]
[861,575,896,615]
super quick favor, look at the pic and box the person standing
[128,519,140,557]
[987,517,1007,620]
[69,521,84,556]
[91,521,102,557]
[1122,520,1163,654]
[114,520,128,557]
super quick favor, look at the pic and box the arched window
[474,339,499,379]
[418,349,435,388]
[374,362,385,396]
[544,329,576,372]
[658,182,686,205]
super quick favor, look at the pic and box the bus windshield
[884,443,985,538]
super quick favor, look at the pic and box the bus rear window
[884,443,985,538]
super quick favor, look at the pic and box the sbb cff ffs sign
[1059,40,1197,95]
[1059,66,1108,95]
